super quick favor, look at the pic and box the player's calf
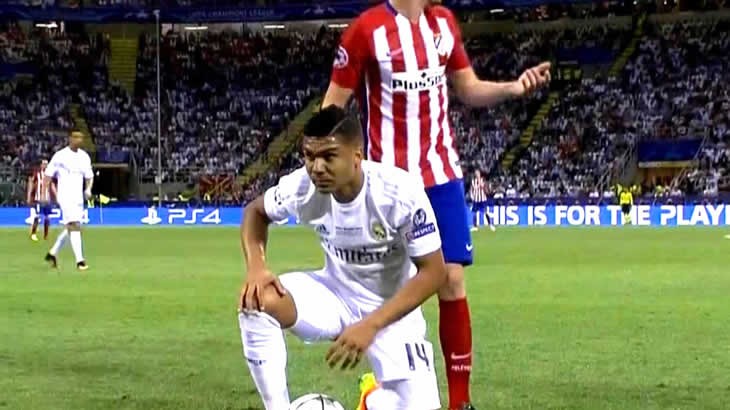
[438,264,473,410]
[238,283,297,410]
[66,222,88,269]
[438,264,467,301]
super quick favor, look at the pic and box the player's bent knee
[257,285,297,328]
[438,263,467,300]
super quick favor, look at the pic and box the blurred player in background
[44,130,93,271]
[237,106,446,410]
[322,1,550,407]
[469,170,495,232]
[619,187,633,225]
[27,159,55,241]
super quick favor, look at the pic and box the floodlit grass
[1,226,728,409]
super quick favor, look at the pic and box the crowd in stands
[632,19,730,197]
[1,22,103,178]
[2,13,729,205]
[82,28,338,183]
[473,19,730,200]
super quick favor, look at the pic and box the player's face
[69,132,83,149]
[302,136,361,193]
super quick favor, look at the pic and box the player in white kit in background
[237,106,447,410]
[44,130,93,271]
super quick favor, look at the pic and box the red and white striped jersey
[29,169,52,203]
[469,174,488,203]
[330,2,470,188]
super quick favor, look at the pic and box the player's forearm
[85,178,93,192]
[364,262,446,331]
[458,80,521,108]
[322,82,353,109]
[241,197,271,274]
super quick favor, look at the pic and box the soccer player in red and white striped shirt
[469,170,495,232]
[27,159,55,241]
[323,1,550,408]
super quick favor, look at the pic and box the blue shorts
[425,179,473,266]
[471,201,487,213]
[34,203,52,217]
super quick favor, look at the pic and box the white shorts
[279,271,440,410]
[59,202,84,224]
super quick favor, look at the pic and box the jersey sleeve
[330,18,367,90]
[398,183,442,258]
[44,153,59,178]
[446,10,470,72]
[263,167,311,222]
[83,154,93,180]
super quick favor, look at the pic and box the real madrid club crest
[371,220,386,240]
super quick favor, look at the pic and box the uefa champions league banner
[0,205,729,227]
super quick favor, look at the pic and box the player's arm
[239,169,307,310]
[83,156,94,198]
[327,189,446,370]
[445,13,550,107]
[240,195,271,275]
[366,250,447,332]
[43,156,57,196]
[365,192,447,331]
[450,61,552,108]
[26,176,34,204]
[321,20,365,109]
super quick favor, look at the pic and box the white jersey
[264,160,441,310]
[45,147,93,205]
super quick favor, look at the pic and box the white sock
[238,312,289,410]
[69,231,84,263]
[49,229,68,256]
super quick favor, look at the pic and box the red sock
[31,218,39,235]
[439,298,472,409]
[43,219,50,239]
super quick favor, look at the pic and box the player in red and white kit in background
[322,1,550,408]
[27,159,55,241]
[469,169,495,232]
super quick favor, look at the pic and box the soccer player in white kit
[44,130,93,271]
[237,105,447,410]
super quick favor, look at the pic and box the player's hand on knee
[326,320,378,370]
[239,271,287,313]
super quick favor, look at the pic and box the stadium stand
[2,7,730,206]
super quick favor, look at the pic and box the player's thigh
[425,179,473,266]
[278,271,349,342]
[365,313,437,386]
[365,319,440,409]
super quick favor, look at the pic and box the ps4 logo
[140,208,222,225]
[24,208,89,225]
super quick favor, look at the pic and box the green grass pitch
[1,226,729,410]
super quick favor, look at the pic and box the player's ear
[353,142,363,162]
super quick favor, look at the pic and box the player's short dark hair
[302,105,362,145]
